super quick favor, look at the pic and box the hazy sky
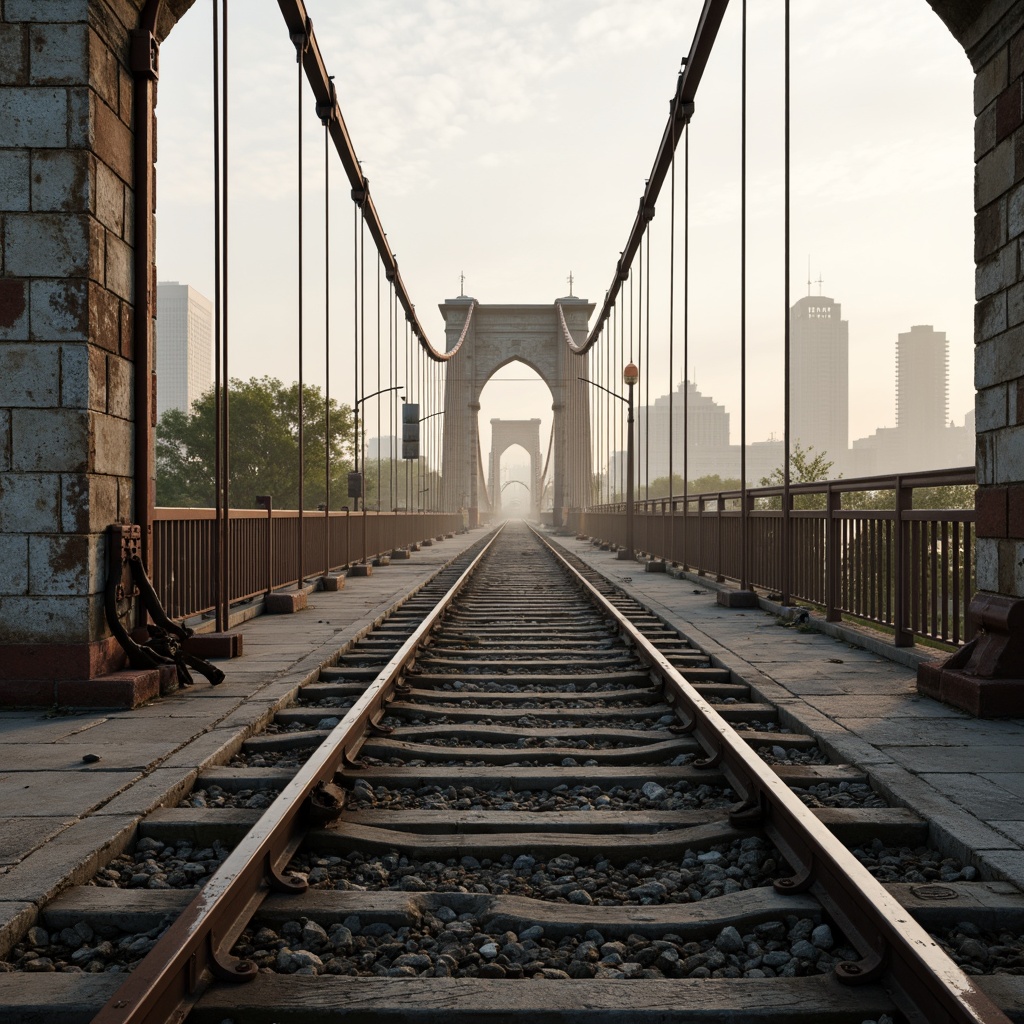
[155,0,975,479]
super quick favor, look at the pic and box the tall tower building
[897,325,948,432]
[789,294,849,469]
[156,281,213,419]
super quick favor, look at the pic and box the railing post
[716,492,725,582]
[893,475,913,646]
[825,483,840,622]
[256,495,273,596]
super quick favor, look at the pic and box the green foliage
[842,484,975,511]
[156,376,355,510]
[757,442,836,510]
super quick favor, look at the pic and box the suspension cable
[212,0,225,630]
[740,0,749,591]
[321,86,331,576]
[783,0,792,603]
[683,121,690,568]
[668,111,676,562]
[295,27,305,590]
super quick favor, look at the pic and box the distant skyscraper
[156,281,213,419]
[790,294,849,469]
[897,324,948,433]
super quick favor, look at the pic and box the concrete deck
[2,521,1023,955]
[549,532,1024,891]
[0,530,483,953]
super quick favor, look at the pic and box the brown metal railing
[152,508,463,621]
[571,467,975,649]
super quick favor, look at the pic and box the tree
[758,442,836,510]
[156,376,355,510]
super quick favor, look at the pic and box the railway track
[2,521,1022,1023]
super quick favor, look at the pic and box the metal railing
[571,467,976,649]
[152,508,463,621]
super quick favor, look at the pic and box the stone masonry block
[90,411,131,476]
[976,536,999,592]
[5,2,91,21]
[0,473,60,532]
[95,160,124,234]
[979,429,996,486]
[978,137,1015,208]
[0,151,30,212]
[977,198,1006,260]
[87,27,119,112]
[3,213,91,278]
[0,88,67,148]
[0,411,9,471]
[1009,180,1024,239]
[977,241,1018,297]
[1012,26,1024,82]
[104,230,132,300]
[28,533,99,597]
[10,408,90,473]
[30,278,88,341]
[977,326,1024,388]
[976,46,1009,116]
[106,354,131,419]
[118,63,132,123]
[977,485,1009,537]
[976,290,1008,340]
[997,78,1024,142]
[66,85,90,148]
[1,344,59,407]
[995,423,1024,483]
[1018,378,1024,423]
[116,474,132,522]
[30,149,93,213]
[0,533,29,595]
[29,22,89,86]
[61,473,118,533]
[0,593,100,646]
[977,101,997,161]
[977,383,1009,432]
[997,538,1024,597]
[1009,280,1024,326]
[93,96,133,185]
[1009,485,1024,537]
[59,344,106,411]
[0,280,30,340]
[0,24,28,87]
[119,294,132,359]
[88,281,120,352]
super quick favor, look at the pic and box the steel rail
[90,526,504,1024]
[582,0,730,350]
[531,526,1009,1024]
[276,0,458,362]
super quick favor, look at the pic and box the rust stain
[0,280,26,329]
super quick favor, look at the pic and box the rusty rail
[152,508,464,621]
[533,524,1008,1024]
[571,466,976,648]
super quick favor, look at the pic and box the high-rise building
[897,324,948,433]
[790,294,849,470]
[156,281,213,419]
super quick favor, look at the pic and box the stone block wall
[0,0,143,686]
[969,3,1024,601]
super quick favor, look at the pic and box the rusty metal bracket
[267,856,308,895]
[835,948,887,986]
[208,931,258,984]
[774,860,814,895]
[728,792,767,829]
[342,749,366,770]
[290,15,311,61]
[693,743,723,769]
[368,713,394,736]
[307,780,346,825]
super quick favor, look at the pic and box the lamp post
[578,362,639,560]
[623,362,638,560]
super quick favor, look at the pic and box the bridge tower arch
[488,419,543,519]
[438,298,594,528]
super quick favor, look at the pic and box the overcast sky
[155,0,975,480]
